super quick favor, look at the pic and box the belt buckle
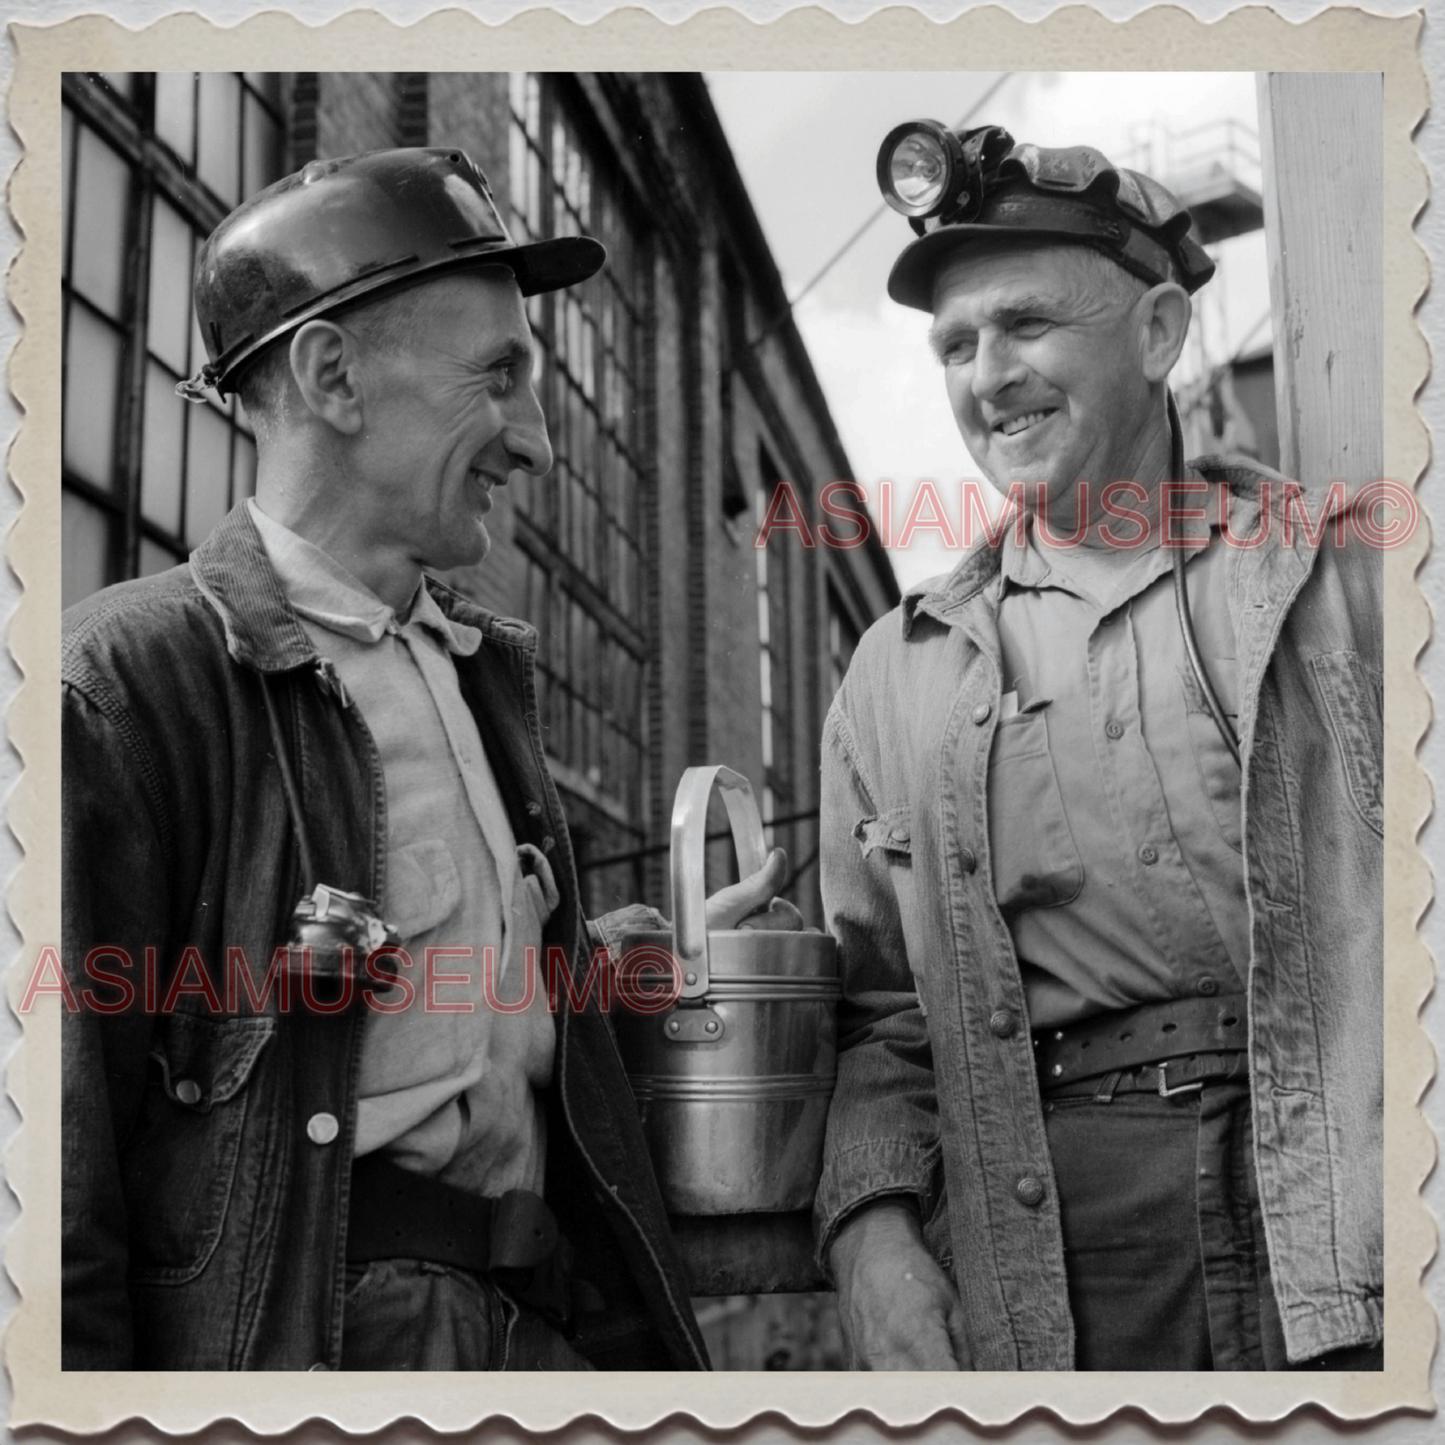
[1156,1060,1204,1098]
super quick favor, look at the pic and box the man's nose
[503,385,554,477]
[970,329,1022,401]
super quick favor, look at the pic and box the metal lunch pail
[614,766,840,1214]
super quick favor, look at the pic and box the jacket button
[542,836,556,852]
[971,702,992,725]
[307,1112,340,1145]
[1015,1176,1045,1208]
[958,847,977,874]
[174,1079,203,1106]
[989,1009,1016,1038]
[526,801,543,817]
[1105,720,1124,740]
[1138,844,1159,866]
[1198,975,1219,997]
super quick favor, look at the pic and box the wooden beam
[1256,73,1383,488]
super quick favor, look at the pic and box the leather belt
[347,1153,576,1330]
[1034,992,1249,1091]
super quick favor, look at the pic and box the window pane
[99,72,134,100]
[141,362,184,533]
[61,106,74,279]
[63,306,122,490]
[242,93,282,199]
[185,403,232,545]
[71,126,129,317]
[147,198,193,374]
[61,490,109,608]
[197,72,241,206]
[244,72,282,107]
[140,538,180,577]
[154,73,196,165]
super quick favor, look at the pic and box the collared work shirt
[249,500,556,1196]
[989,492,1249,1028]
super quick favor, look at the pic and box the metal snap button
[1138,844,1159,866]
[1198,976,1219,997]
[174,1079,202,1106]
[958,846,978,874]
[1105,720,1124,740]
[1015,1176,1045,1208]
[541,836,556,852]
[971,702,992,725]
[989,1009,1016,1038]
[526,801,543,817]
[307,1112,340,1145]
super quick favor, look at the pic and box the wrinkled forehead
[928,238,1109,314]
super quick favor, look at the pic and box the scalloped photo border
[3,4,1432,1433]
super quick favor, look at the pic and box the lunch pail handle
[671,766,768,1002]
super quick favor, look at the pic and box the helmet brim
[218,234,606,393]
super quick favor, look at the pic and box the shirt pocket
[1310,650,1384,837]
[123,1012,276,1284]
[853,806,928,1014]
[986,708,1084,914]
[1180,658,1244,853]
[387,838,463,940]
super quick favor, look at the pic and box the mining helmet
[877,122,1215,311]
[180,146,606,399]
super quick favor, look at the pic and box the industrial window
[756,448,794,849]
[61,72,286,609]
[509,74,651,830]
[827,584,861,698]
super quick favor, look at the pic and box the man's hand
[829,1199,971,1370]
[704,846,805,932]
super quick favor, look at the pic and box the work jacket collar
[188,502,538,673]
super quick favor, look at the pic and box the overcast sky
[704,72,1267,589]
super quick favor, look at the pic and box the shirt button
[989,1009,1016,1038]
[971,702,992,725]
[307,1112,340,1145]
[1105,720,1125,740]
[1138,844,1159,866]
[1016,1176,1046,1208]
[1198,976,1219,997]
[174,1079,202,1106]
[958,846,977,874]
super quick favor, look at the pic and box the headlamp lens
[889,132,950,211]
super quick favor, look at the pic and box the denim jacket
[816,461,1383,1369]
[61,503,708,1371]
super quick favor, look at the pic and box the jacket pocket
[387,838,463,940]
[122,1012,276,1285]
[986,708,1084,913]
[1311,650,1384,837]
[853,807,927,1014]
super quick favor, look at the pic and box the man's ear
[289,320,366,436]
[1138,282,1192,384]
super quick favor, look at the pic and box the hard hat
[180,147,605,398]
[877,123,1215,311]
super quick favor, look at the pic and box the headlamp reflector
[877,121,963,219]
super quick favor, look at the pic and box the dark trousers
[1044,1079,1383,1371]
[339,1258,595,1371]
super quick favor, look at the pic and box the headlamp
[876,120,967,220]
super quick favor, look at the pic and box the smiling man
[61,148,796,1372]
[816,126,1383,1371]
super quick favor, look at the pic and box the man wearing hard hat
[60,148,796,1371]
[816,124,1383,1370]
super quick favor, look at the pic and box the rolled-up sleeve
[813,703,941,1270]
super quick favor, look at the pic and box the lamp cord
[1169,392,1241,768]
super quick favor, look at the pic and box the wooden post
[1256,73,1383,488]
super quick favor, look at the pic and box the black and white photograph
[5,2,1430,1433]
